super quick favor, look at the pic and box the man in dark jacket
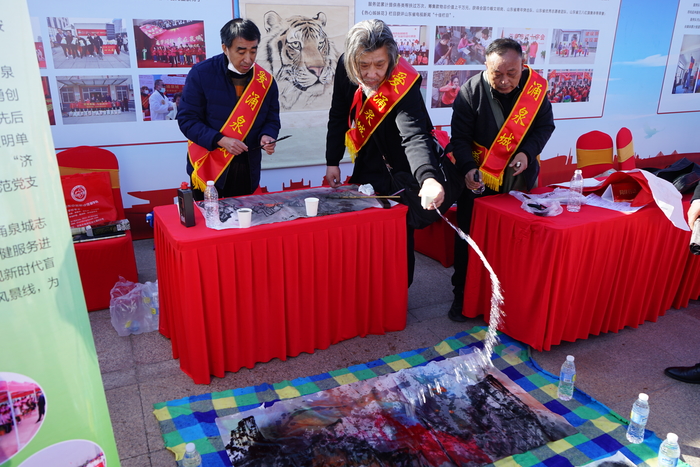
[178,18,280,199]
[325,19,445,285]
[664,182,700,383]
[448,38,555,321]
[89,34,103,59]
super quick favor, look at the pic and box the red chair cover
[413,206,457,267]
[576,130,614,178]
[616,127,637,171]
[57,146,138,311]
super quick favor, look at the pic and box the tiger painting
[261,11,339,111]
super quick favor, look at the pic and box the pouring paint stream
[435,208,505,364]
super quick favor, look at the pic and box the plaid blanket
[153,326,672,467]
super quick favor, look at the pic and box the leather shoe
[448,296,468,322]
[664,363,700,384]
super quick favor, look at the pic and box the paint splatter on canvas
[215,353,577,466]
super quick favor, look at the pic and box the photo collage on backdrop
[32,16,604,128]
[35,17,203,126]
[406,24,600,109]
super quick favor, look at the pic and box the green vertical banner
[0,1,120,466]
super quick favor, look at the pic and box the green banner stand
[0,1,120,465]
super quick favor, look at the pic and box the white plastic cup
[420,183,441,209]
[421,193,437,209]
[237,208,252,228]
[305,197,319,217]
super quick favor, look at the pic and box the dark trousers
[451,187,490,296]
[407,224,415,287]
[192,154,252,200]
[452,167,527,297]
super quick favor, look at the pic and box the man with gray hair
[325,19,446,286]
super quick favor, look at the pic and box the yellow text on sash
[344,57,419,160]
[188,64,273,191]
[476,66,547,191]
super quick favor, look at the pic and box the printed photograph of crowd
[133,19,206,68]
[549,29,599,65]
[400,40,429,66]
[0,374,45,465]
[671,34,700,94]
[547,69,593,103]
[390,25,430,67]
[46,17,131,69]
[138,74,185,121]
[56,75,137,124]
[434,26,494,65]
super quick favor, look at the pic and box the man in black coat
[178,18,280,199]
[664,182,700,383]
[36,392,46,422]
[448,38,555,321]
[325,19,445,285]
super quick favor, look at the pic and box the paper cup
[305,197,319,217]
[420,183,441,209]
[237,208,252,228]
[421,194,436,210]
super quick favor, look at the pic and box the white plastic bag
[109,276,159,336]
[509,190,565,217]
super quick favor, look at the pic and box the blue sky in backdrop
[551,0,697,157]
[607,0,676,120]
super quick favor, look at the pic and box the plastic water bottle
[557,355,576,401]
[658,433,680,467]
[567,169,584,212]
[182,442,202,467]
[203,180,219,228]
[471,170,486,195]
[626,393,649,444]
[125,320,140,334]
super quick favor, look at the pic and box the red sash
[345,57,419,161]
[473,66,548,191]
[188,64,273,191]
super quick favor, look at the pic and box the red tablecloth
[74,231,138,311]
[154,203,409,384]
[463,193,700,351]
[414,206,457,267]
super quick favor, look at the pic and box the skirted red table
[413,206,457,267]
[154,202,408,384]
[463,193,700,351]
